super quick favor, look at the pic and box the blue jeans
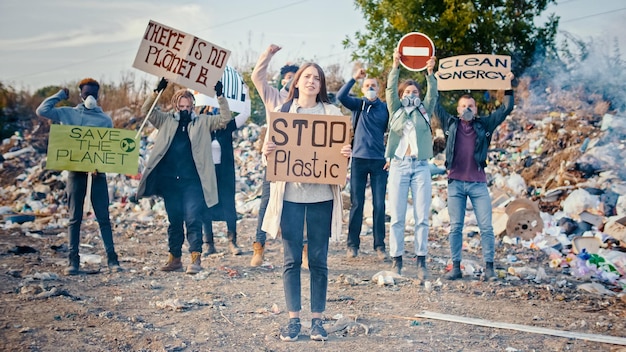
[280,200,332,313]
[254,171,271,245]
[387,157,431,258]
[67,172,115,258]
[447,179,494,262]
[347,157,388,251]
[159,176,206,257]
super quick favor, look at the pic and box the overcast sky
[1,0,624,92]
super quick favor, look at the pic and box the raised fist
[215,81,223,97]
[154,77,168,93]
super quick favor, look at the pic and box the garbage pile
[429,108,626,292]
[1,103,625,293]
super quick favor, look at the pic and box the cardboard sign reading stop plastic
[397,32,435,71]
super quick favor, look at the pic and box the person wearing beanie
[36,78,123,275]
[250,44,300,267]
[433,69,515,282]
[136,78,232,275]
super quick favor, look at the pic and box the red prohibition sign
[397,32,436,71]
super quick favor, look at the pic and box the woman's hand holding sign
[340,144,352,158]
[263,141,276,156]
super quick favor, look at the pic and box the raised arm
[212,81,233,130]
[140,91,170,129]
[36,89,69,123]
[422,56,438,116]
[251,44,284,112]
[337,68,365,111]
[386,48,402,115]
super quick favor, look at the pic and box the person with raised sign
[250,44,300,267]
[433,72,515,282]
[337,68,389,260]
[137,78,232,275]
[36,78,123,275]
[201,85,251,257]
[385,48,438,279]
[262,63,351,342]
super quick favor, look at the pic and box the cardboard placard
[46,125,140,175]
[133,20,231,96]
[191,65,247,113]
[437,54,512,91]
[266,112,350,185]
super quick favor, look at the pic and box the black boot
[203,232,216,257]
[107,252,123,273]
[391,256,403,275]
[227,231,242,256]
[64,253,80,276]
[445,260,463,280]
[483,261,496,281]
[416,255,430,280]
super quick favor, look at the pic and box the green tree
[241,68,268,126]
[344,0,560,79]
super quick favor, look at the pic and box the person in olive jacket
[137,78,232,275]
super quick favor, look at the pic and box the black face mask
[179,110,191,124]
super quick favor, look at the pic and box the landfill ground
[1,215,625,352]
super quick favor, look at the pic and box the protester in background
[337,68,389,260]
[433,73,515,281]
[385,49,437,278]
[36,78,122,275]
[250,44,300,267]
[137,78,231,275]
[262,63,351,342]
[202,86,251,256]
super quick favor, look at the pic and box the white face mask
[364,88,377,100]
[83,95,98,110]
[461,108,474,121]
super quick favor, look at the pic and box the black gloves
[154,77,168,93]
[215,81,223,97]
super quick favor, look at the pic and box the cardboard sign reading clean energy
[437,54,512,91]
[46,125,140,175]
[267,112,350,185]
[133,20,231,97]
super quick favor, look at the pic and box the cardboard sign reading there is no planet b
[133,20,231,97]
[437,54,512,91]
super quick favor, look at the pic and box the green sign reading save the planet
[46,125,139,175]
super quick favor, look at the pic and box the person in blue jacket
[36,78,122,275]
[337,68,389,260]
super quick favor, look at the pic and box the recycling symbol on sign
[120,138,136,153]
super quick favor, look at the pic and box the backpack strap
[280,99,294,113]
[351,100,366,147]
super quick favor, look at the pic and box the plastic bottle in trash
[508,266,538,278]
[579,137,590,152]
